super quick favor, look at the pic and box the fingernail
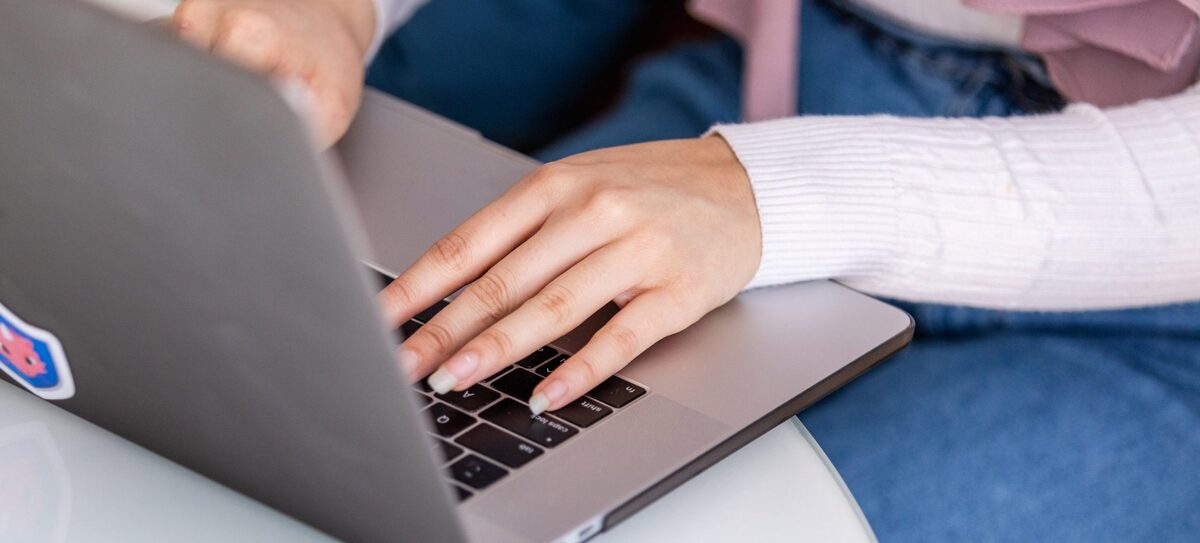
[529,380,567,416]
[442,352,480,382]
[427,367,458,395]
[397,349,419,380]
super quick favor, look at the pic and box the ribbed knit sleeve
[711,86,1200,310]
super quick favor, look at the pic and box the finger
[307,74,361,148]
[530,288,692,414]
[402,216,618,383]
[211,9,286,74]
[378,167,568,328]
[612,288,645,308]
[171,0,220,50]
[424,242,643,393]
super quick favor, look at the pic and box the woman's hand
[170,0,375,147]
[380,137,762,414]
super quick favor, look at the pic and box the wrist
[700,134,752,193]
[696,134,764,287]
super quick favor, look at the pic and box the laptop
[0,0,913,541]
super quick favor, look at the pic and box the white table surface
[19,1,878,541]
[0,380,873,543]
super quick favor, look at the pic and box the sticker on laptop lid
[0,301,74,400]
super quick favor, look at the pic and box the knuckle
[528,162,572,187]
[569,355,603,386]
[602,324,642,359]
[533,284,575,326]
[581,187,635,224]
[217,8,270,41]
[430,231,472,273]
[475,329,514,359]
[468,273,513,321]
[522,162,575,201]
[383,278,418,308]
[416,322,455,355]
[173,0,208,24]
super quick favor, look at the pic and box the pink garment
[690,0,1200,119]
[689,0,801,121]
[970,0,1200,107]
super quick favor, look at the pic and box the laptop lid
[0,0,462,540]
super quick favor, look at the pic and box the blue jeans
[369,1,1200,540]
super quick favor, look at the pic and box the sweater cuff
[365,0,392,62]
[709,117,902,290]
[365,0,428,62]
[364,0,384,61]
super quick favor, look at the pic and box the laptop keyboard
[399,300,648,501]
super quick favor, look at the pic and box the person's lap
[808,330,1200,542]
[368,0,1200,540]
[538,0,1061,159]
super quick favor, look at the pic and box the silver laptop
[0,0,913,541]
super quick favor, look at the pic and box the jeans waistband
[819,0,1065,114]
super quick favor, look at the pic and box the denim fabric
[368,1,1200,540]
[367,0,653,152]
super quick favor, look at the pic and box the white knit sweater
[713,90,1200,310]
[372,0,1200,311]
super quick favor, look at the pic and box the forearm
[714,86,1200,311]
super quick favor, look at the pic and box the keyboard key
[398,319,421,341]
[534,354,568,376]
[436,384,500,412]
[448,454,507,490]
[415,378,432,393]
[414,299,450,323]
[435,438,464,463]
[553,397,612,428]
[453,484,474,501]
[373,271,395,290]
[481,399,578,448]
[482,367,509,383]
[491,368,542,400]
[422,403,475,437]
[588,377,646,408]
[456,424,543,468]
[515,346,558,368]
[413,392,433,406]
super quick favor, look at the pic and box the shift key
[481,399,577,447]
[553,397,612,427]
